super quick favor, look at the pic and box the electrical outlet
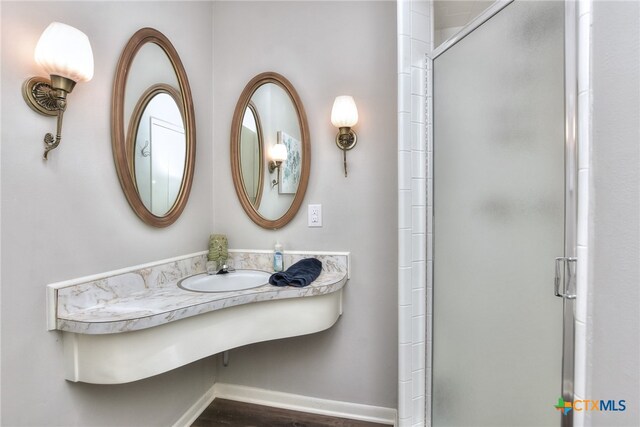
[308,204,322,227]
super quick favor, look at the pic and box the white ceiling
[434,0,496,30]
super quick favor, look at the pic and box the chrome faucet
[216,263,234,275]
[206,261,235,275]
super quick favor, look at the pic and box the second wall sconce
[268,142,288,188]
[22,22,94,160]
[331,95,358,177]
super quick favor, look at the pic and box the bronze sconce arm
[336,126,357,177]
[23,75,76,160]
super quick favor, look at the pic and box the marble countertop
[57,271,346,334]
[51,250,349,335]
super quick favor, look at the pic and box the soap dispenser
[273,242,284,272]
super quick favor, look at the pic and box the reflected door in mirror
[133,88,186,217]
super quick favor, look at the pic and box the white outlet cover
[308,204,322,227]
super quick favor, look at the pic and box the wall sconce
[331,95,358,177]
[268,143,288,188]
[22,22,94,160]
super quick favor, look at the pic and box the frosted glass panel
[433,1,496,48]
[432,1,565,425]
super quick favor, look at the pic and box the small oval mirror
[231,72,310,229]
[239,102,264,208]
[112,28,195,227]
[129,85,186,217]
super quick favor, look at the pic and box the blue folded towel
[269,258,322,287]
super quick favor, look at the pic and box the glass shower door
[432,1,566,425]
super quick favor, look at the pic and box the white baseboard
[211,383,397,426]
[173,382,397,427]
[172,384,216,427]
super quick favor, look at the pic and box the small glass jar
[206,260,218,275]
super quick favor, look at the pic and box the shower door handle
[554,257,577,299]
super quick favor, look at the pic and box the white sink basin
[178,270,272,293]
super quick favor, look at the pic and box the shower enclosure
[430,1,576,425]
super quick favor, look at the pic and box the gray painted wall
[212,1,398,409]
[1,2,216,425]
[1,1,398,424]
[588,1,640,425]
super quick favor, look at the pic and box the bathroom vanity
[47,250,349,384]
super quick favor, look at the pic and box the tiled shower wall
[573,0,592,426]
[397,1,430,426]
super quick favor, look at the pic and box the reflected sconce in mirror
[22,22,94,160]
[331,95,358,177]
[268,143,288,188]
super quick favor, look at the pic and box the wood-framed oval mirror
[112,28,196,227]
[231,72,310,229]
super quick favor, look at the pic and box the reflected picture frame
[278,130,302,195]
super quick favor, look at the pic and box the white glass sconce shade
[268,143,287,185]
[269,143,288,162]
[34,22,94,83]
[331,96,358,128]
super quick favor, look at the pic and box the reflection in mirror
[124,43,179,139]
[240,102,263,208]
[231,72,310,230]
[131,85,185,217]
[251,82,301,220]
[434,0,495,48]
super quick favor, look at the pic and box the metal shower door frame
[428,1,578,425]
